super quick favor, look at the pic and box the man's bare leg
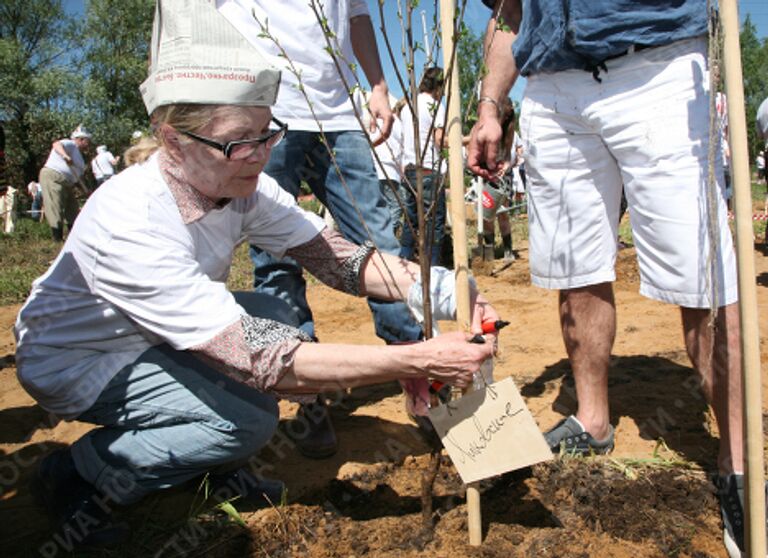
[559,282,616,441]
[681,302,743,474]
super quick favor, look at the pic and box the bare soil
[2,240,768,557]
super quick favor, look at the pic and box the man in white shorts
[468,2,754,557]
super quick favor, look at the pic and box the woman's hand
[410,331,494,389]
[469,292,500,334]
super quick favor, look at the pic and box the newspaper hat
[140,0,281,115]
[71,125,92,140]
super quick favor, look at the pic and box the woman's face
[172,105,274,200]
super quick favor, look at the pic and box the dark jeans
[399,167,446,266]
[250,129,423,343]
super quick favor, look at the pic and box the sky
[63,0,768,105]
[366,1,527,102]
[366,0,768,105]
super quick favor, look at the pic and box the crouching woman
[13,1,498,547]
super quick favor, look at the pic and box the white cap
[96,145,107,154]
[131,130,144,140]
[71,125,92,140]
[139,0,281,115]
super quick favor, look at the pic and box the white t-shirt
[217,0,369,131]
[401,92,446,171]
[43,139,86,182]
[374,116,403,181]
[92,150,117,179]
[14,153,324,419]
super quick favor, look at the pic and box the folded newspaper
[140,0,281,114]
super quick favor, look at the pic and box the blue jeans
[70,293,290,505]
[399,168,446,266]
[379,178,403,235]
[31,191,43,221]
[251,130,423,343]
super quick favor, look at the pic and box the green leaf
[217,501,246,527]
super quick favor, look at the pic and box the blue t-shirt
[481,0,708,76]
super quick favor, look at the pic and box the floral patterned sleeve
[189,229,372,397]
[286,228,374,296]
[189,314,316,401]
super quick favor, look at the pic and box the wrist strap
[478,96,501,116]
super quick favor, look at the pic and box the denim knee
[219,395,279,460]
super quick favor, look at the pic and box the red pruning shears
[429,319,509,394]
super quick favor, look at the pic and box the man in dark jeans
[399,67,447,266]
[218,0,424,458]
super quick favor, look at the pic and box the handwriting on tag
[427,377,552,484]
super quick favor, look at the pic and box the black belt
[589,44,655,82]
[604,43,653,62]
[405,164,433,175]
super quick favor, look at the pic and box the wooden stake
[438,0,483,546]
[720,2,767,556]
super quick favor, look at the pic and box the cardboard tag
[428,377,552,484]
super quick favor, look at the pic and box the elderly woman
[14,1,497,548]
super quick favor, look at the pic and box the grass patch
[298,195,324,216]
[0,219,61,305]
[227,242,256,292]
[2,180,766,305]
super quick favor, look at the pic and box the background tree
[739,16,768,159]
[457,23,484,134]
[0,0,82,187]
[80,0,154,157]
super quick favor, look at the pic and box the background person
[0,184,17,233]
[38,125,92,241]
[91,145,120,187]
[371,95,406,236]
[510,130,526,210]
[123,136,159,167]
[218,0,425,459]
[399,66,448,265]
[468,2,752,556]
[15,1,498,548]
[757,96,768,147]
[27,180,43,221]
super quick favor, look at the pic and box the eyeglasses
[178,117,288,160]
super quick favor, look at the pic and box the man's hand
[467,107,504,181]
[367,86,393,143]
[350,12,392,143]
[468,0,522,179]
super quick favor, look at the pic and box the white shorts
[520,37,737,309]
